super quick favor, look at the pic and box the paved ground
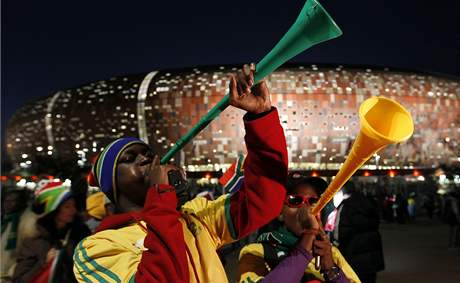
[223,218,460,282]
[378,218,460,283]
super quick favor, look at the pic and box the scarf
[257,224,299,255]
[96,185,189,283]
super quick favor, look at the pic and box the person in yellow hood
[84,192,114,232]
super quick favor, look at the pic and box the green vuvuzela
[161,0,342,164]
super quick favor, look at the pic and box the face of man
[115,143,186,207]
[116,143,154,207]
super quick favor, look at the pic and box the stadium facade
[6,64,460,172]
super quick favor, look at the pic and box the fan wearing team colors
[73,64,289,283]
[12,182,90,283]
[237,176,360,283]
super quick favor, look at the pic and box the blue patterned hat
[88,137,147,203]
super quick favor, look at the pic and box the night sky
[2,0,460,154]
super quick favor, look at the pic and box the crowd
[2,65,459,283]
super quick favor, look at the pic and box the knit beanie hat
[35,181,72,215]
[87,137,147,203]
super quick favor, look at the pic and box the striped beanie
[35,181,72,215]
[87,137,147,203]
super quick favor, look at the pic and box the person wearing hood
[84,192,114,232]
[73,64,289,283]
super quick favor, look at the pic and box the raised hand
[229,63,272,114]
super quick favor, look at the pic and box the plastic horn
[311,96,414,214]
[161,0,342,164]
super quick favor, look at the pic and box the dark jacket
[338,192,385,277]
[443,193,460,225]
[12,217,90,283]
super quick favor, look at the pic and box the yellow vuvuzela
[312,96,414,214]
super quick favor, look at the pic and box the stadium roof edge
[16,62,460,107]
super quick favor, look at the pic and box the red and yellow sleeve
[182,108,288,248]
[229,107,288,239]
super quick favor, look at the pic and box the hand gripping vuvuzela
[161,0,342,164]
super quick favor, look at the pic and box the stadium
[6,64,460,174]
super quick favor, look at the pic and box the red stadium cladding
[6,64,460,172]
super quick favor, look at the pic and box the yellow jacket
[74,195,237,283]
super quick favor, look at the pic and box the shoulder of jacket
[181,194,229,214]
[82,224,145,251]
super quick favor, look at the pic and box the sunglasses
[284,194,319,208]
